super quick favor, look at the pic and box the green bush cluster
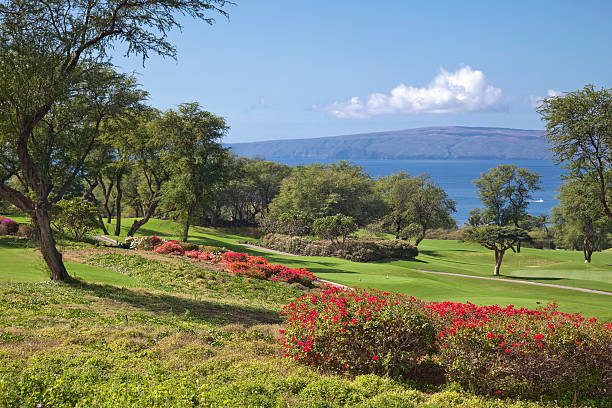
[262,233,418,262]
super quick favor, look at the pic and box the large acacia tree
[537,85,612,222]
[0,0,230,280]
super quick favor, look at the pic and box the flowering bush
[126,235,164,250]
[427,301,612,401]
[221,252,317,286]
[153,240,185,256]
[0,219,19,235]
[280,287,437,380]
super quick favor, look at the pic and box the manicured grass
[8,217,612,321]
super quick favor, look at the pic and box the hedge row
[281,288,612,404]
[262,233,418,262]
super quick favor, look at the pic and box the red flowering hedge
[281,292,612,403]
[153,241,185,256]
[426,301,612,402]
[222,252,317,286]
[280,287,437,380]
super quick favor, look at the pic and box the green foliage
[212,156,292,226]
[313,214,358,250]
[268,161,384,226]
[473,165,542,227]
[463,226,531,275]
[260,210,314,236]
[377,172,456,245]
[262,234,418,262]
[52,198,99,241]
[551,178,612,261]
[158,103,229,241]
[537,85,612,221]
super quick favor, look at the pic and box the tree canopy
[537,85,612,221]
[463,226,531,276]
[0,0,230,280]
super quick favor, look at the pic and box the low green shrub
[262,234,418,262]
[281,287,437,381]
[176,241,199,251]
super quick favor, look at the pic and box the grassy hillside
[88,218,612,321]
[2,236,584,407]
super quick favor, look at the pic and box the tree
[537,85,612,221]
[550,178,611,262]
[466,208,486,227]
[51,198,98,242]
[473,164,541,252]
[463,226,531,276]
[120,110,173,238]
[159,103,229,242]
[0,0,229,280]
[269,161,384,226]
[378,172,456,245]
[312,214,358,251]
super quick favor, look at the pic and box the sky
[112,0,612,143]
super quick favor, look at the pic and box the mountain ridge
[227,126,549,160]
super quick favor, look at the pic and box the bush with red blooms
[425,301,612,402]
[280,287,437,380]
[152,240,185,256]
[221,252,317,286]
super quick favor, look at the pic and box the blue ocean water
[271,158,565,226]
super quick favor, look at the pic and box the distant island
[227,126,549,160]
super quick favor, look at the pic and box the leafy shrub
[262,234,418,262]
[126,235,164,250]
[313,214,358,250]
[50,198,99,241]
[260,211,313,236]
[153,241,185,256]
[177,241,199,251]
[0,219,18,235]
[16,224,35,239]
[280,287,437,381]
[427,301,612,402]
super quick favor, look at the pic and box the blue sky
[112,1,612,143]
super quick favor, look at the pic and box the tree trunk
[126,201,158,237]
[583,237,593,263]
[34,204,69,281]
[493,249,504,276]
[182,203,195,242]
[414,225,427,246]
[114,173,123,236]
[98,212,109,236]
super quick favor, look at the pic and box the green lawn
[5,217,612,321]
[89,218,612,321]
[1,225,610,406]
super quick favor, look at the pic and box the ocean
[269,158,565,226]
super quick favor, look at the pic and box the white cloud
[324,66,503,119]
[530,89,563,109]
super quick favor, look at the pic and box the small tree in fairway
[463,226,531,276]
